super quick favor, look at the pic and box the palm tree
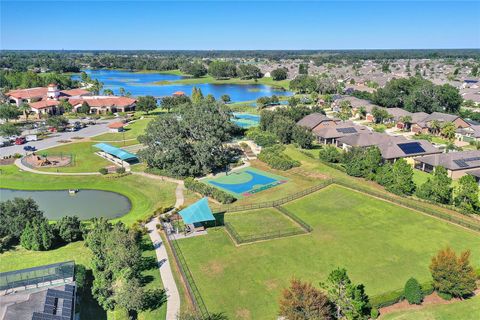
[18,102,31,121]
[430,120,441,135]
[103,89,114,96]
[441,122,457,142]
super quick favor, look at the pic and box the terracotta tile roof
[173,91,186,96]
[61,88,90,97]
[69,96,136,108]
[108,122,125,129]
[7,87,48,99]
[29,100,60,110]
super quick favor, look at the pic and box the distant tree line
[0,70,79,90]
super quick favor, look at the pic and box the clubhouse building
[6,84,136,117]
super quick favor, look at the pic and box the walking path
[146,217,181,320]
[141,172,185,319]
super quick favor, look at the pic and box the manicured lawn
[381,295,480,320]
[92,118,152,142]
[176,185,480,319]
[225,208,301,238]
[154,74,291,90]
[0,241,92,272]
[0,165,176,225]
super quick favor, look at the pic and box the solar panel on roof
[336,127,357,134]
[397,142,426,155]
[454,159,469,168]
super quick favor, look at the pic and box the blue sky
[1,1,479,50]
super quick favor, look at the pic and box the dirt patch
[264,279,279,291]
[201,260,224,276]
[235,308,251,320]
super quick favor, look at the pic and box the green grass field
[225,208,301,238]
[0,165,176,225]
[92,118,152,142]
[381,295,480,320]
[176,185,480,319]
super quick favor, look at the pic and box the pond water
[72,69,292,102]
[0,188,131,220]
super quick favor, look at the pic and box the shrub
[184,178,236,204]
[370,308,379,319]
[258,145,300,170]
[55,216,82,243]
[319,145,343,163]
[99,167,108,175]
[245,127,277,147]
[116,167,126,174]
[438,292,453,300]
[20,218,55,251]
[404,278,424,304]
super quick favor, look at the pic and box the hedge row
[184,178,236,204]
[370,282,434,308]
[258,145,300,170]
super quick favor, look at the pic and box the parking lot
[0,119,116,157]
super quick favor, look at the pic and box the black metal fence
[274,206,313,232]
[224,222,306,245]
[165,231,210,319]
[222,179,334,213]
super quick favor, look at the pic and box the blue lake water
[73,69,292,102]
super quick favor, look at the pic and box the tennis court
[203,167,287,198]
[231,113,260,128]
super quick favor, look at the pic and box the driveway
[0,120,115,157]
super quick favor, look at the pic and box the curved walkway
[134,171,185,319]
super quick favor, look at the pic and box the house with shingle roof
[410,112,470,134]
[296,113,340,130]
[338,132,441,163]
[312,122,369,146]
[415,150,480,179]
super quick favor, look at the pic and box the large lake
[0,189,131,220]
[72,69,292,102]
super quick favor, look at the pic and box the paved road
[0,120,114,157]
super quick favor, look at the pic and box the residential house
[415,150,480,179]
[456,125,480,142]
[296,113,340,130]
[312,122,369,145]
[338,132,441,164]
[410,112,470,134]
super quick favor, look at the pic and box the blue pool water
[72,69,292,102]
[209,170,277,194]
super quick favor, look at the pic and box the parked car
[23,145,36,151]
[25,134,38,142]
[15,137,26,145]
